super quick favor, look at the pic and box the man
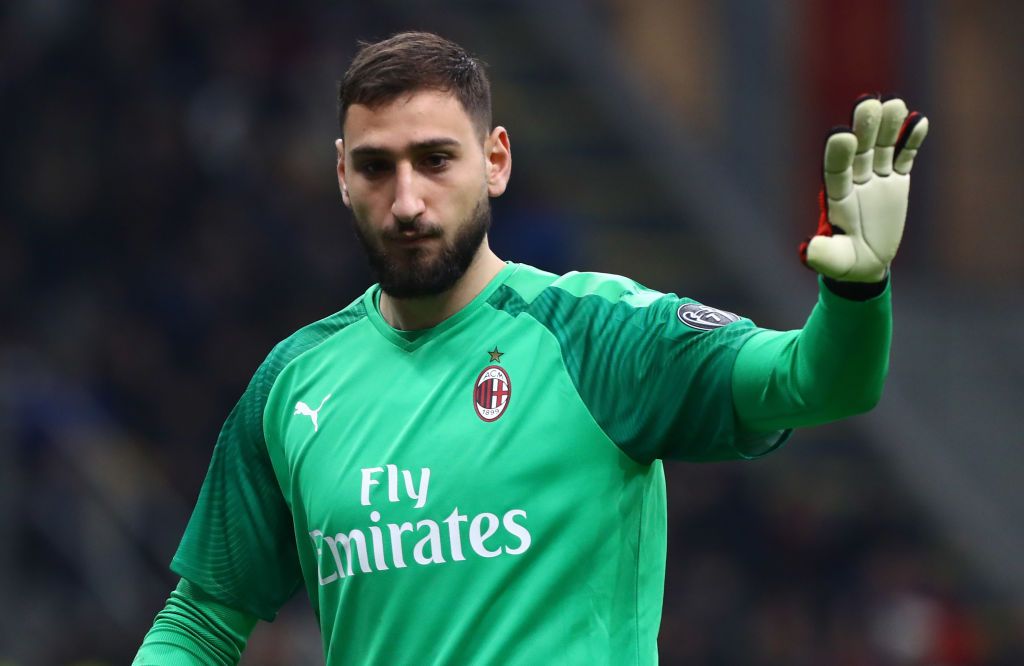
[135,31,927,665]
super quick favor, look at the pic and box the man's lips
[386,229,441,245]
[390,235,436,245]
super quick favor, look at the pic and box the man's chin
[356,196,491,299]
[378,257,462,299]
[380,279,455,299]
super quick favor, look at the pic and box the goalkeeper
[134,32,928,665]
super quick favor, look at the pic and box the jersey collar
[363,262,519,352]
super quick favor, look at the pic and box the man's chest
[269,318,625,531]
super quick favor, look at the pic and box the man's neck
[379,247,505,331]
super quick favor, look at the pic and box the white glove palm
[802,97,929,282]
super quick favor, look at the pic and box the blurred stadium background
[2,1,1022,663]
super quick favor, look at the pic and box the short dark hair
[338,31,491,139]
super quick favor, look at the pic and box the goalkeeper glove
[799,95,929,283]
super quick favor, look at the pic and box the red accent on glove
[898,110,920,137]
[798,188,835,268]
[894,111,922,157]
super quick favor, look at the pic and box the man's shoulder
[500,264,665,309]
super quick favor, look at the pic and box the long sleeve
[133,578,259,665]
[731,276,892,432]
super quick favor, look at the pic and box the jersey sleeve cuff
[818,273,891,315]
[822,273,889,301]
[732,427,792,460]
[170,557,280,623]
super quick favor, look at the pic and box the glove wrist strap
[822,274,889,301]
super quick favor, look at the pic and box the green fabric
[155,262,886,665]
[732,276,892,431]
[259,263,667,664]
[491,271,787,462]
[133,579,257,665]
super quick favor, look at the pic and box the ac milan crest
[473,365,512,422]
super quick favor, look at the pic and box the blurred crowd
[661,440,1024,665]
[1,1,1021,664]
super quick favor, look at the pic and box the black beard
[353,198,491,299]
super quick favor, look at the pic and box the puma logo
[294,394,331,432]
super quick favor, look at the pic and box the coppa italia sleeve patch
[676,303,741,331]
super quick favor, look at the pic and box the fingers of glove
[806,235,857,279]
[823,132,858,201]
[873,98,909,177]
[893,114,929,175]
[851,97,883,184]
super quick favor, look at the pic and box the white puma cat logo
[294,394,331,432]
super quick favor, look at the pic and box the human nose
[391,162,426,222]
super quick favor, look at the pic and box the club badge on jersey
[473,347,511,422]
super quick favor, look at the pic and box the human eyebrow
[409,138,462,153]
[348,137,462,159]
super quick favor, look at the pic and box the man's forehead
[344,90,476,147]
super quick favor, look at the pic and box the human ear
[485,126,511,197]
[335,138,351,207]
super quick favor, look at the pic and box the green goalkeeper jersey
[171,262,791,664]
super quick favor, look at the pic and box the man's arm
[732,276,891,432]
[134,345,306,658]
[134,579,258,666]
[732,96,927,433]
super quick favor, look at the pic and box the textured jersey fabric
[133,579,256,665]
[167,262,790,664]
[732,275,892,431]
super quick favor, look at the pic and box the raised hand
[800,96,929,282]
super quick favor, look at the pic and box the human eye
[356,159,392,178]
[422,153,451,171]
